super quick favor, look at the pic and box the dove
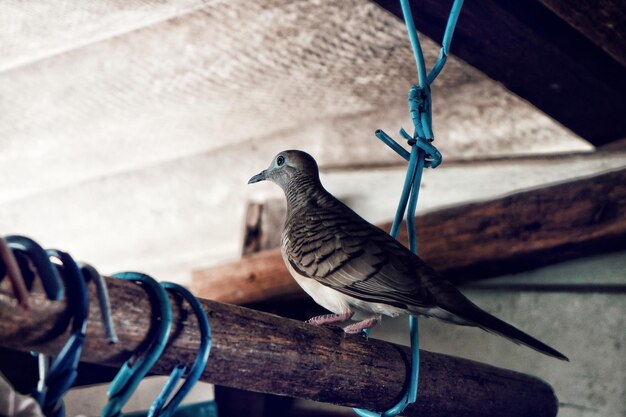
[249,150,568,360]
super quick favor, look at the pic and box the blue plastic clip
[147,282,212,417]
[79,262,119,344]
[101,272,173,417]
[0,236,30,307]
[5,235,63,301]
[34,250,89,417]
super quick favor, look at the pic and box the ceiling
[0,0,607,283]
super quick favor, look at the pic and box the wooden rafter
[537,0,626,68]
[372,0,626,145]
[192,167,626,305]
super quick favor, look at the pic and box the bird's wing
[283,198,569,360]
[284,201,439,309]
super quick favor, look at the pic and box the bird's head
[248,150,320,190]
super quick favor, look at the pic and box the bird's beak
[248,170,267,184]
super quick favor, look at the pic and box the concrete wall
[371,251,626,417]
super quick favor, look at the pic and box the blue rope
[354,1,463,416]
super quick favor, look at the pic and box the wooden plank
[196,248,300,305]
[192,168,626,305]
[0,278,558,417]
[0,2,209,72]
[242,200,286,256]
[601,137,626,150]
[537,0,626,68]
[406,168,626,282]
[322,149,620,171]
[372,0,626,145]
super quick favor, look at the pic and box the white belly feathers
[282,245,407,321]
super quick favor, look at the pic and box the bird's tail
[443,300,569,361]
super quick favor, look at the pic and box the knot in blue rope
[375,86,442,170]
[399,129,442,170]
[405,84,442,169]
[408,84,430,130]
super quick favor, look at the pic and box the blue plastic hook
[34,249,89,417]
[5,235,63,301]
[101,272,173,417]
[0,236,30,307]
[147,282,212,417]
[79,262,119,344]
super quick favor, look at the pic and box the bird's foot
[306,311,354,326]
[343,315,381,334]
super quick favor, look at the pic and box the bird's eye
[276,155,285,166]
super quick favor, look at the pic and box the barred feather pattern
[278,159,568,361]
[282,172,456,310]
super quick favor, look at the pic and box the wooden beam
[0,279,558,417]
[395,167,626,281]
[242,200,286,257]
[321,149,624,171]
[371,0,626,145]
[537,0,626,68]
[191,168,626,305]
[193,248,299,305]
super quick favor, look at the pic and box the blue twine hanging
[353,1,464,416]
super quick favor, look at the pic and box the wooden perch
[0,279,558,417]
[192,168,626,305]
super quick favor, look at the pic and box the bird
[248,149,568,361]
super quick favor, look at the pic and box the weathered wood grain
[410,168,626,281]
[242,199,287,257]
[192,168,626,304]
[0,278,558,417]
[195,248,300,305]
[537,0,626,68]
[373,0,626,145]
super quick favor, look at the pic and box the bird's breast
[281,242,407,320]
[282,247,351,314]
